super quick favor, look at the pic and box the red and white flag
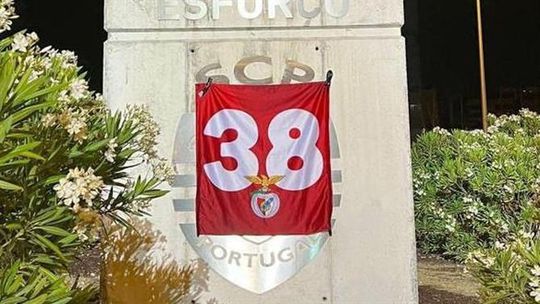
[196,82,332,235]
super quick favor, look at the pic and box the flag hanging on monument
[196,82,333,235]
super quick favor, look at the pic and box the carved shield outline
[172,113,342,294]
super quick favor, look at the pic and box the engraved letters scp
[195,56,316,85]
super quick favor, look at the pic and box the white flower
[469,250,496,268]
[530,288,540,303]
[495,241,506,250]
[69,79,89,100]
[487,126,499,134]
[65,118,86,136]
[152,158,175,184]
[0,1,17,33]
[104,149,115,163]
[483,257,495,268]
[94,93,104,104]
[432,127,451,136]
[58,90,70,103]
[11,32,38,52]
[532,265,540,277]
[500,222,509,233]
[59,50,78,69]
[467,129,485,136]
[27,32,38,42]
[22,54,34,66]
[74,225,89,242]
[444,215,457,233]
[519,230,535,239]
[104,138,118,163]
[54,167,104,212]
[41,113,56,127]
[54,179,77,203]
[11,33,29,52]
[29,70,42,82]
[0,6,10,19]
[467,205,479,215]
[503,185,514,194]
[127,105,160,160]
[40,45,52,53]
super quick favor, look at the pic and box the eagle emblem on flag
[245,175,284,218]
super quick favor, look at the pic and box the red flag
[196,82,332,235]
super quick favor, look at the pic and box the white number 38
[203,109,324,192]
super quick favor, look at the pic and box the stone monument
[104,0,418,302]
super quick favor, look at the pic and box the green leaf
[12,76,54,105]
[24,294,47,304]
[0,297,27,304]
[68,150,84,159]
[5,276,24,296]
[31,208,59,225]
[43,175,64,186]
[13,273,41,299]
[31,208,71,226]
[31,256,55,266]
[12,66,34,96]
[83,138,110,152]
[49,298,72,304]
[0,36,13,52]
[0,141,42,164]
[19,151,45,161]
[0,116,13,143]
[0,56,17,112]
[1,261,19,293]
[0,160,30,169]
[140,189,168,199]
[5,223,22,230]
[8,102,55,125]
[58,234,78,245]
[0,179,23,191]
[34,226,72,237]
[117,148,136,159]
[31,233,66,262]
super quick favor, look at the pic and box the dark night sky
[9,0,106,91]
[407,0,540,97]
[483,0,540,93]
[6,0,540,108]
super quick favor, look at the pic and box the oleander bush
[0,1,173,302]
[413,109,540,261]
[466,234,540,303]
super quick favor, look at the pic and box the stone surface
[103,0,417,303]
[105,0,403,30]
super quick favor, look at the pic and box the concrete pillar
[104,0,417,303]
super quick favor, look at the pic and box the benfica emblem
[246,175,283,218]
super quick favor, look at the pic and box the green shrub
[466,234,540,303]
[0,261,97,303]
[412,110,540,260]
[0,2,172,301]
